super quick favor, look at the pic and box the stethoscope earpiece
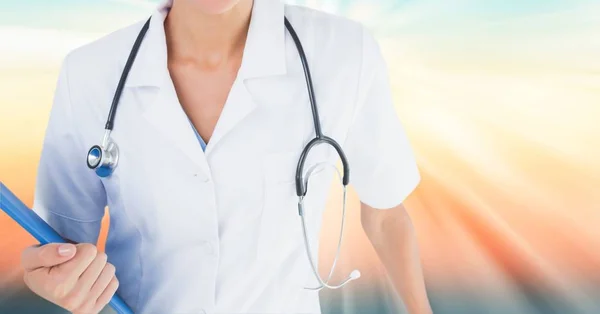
[298,162,358,291]
[88,16,360,291]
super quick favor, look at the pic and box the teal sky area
[0,0,591,33]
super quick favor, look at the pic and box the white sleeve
[343,28,421,210]
[32,55,107,243]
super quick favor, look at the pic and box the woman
[21,0,431,313]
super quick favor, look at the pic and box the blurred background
[1,0,600,313]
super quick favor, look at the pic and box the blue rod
[0,182,133,314]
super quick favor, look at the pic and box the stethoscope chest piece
[86,18,151,179]
[87,137,119,178]
[86,16,360,290]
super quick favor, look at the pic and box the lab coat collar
[126,0,287,87]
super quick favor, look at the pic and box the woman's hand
[21,243,119,314]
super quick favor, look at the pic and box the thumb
[21,243,77,271]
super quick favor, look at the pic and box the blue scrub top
[189,122,207,152]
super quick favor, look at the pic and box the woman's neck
[164,0,253,68]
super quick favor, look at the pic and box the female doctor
[20,0,431,313]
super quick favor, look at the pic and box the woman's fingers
[21,242,118,314]
[76,251,108,293]
[21,243,77,271]
[88,262,117,300]
[90,277,120,314]
[68,256,117,314]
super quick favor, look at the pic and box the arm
[342,26,431,313]
[361,202,432,314]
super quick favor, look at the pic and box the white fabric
[32,0,421,313]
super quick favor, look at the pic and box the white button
[193,173,211,183]
[202,241,214,255]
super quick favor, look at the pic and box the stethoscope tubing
[87,14,359,298]
[105,18,151,131]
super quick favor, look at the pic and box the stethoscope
[86,17,360,290]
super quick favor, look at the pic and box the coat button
[202,241,214,255]
[193,173,211,183]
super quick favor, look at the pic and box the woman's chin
[183,0,244,15]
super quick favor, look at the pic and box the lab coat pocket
[257,151,333,264]
[258,152,303,263]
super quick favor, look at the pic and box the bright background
[1,0,600,313]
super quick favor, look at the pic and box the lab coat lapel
[125,0,287,160]
[204,0,287,154]
[205,81,256,155]
[141,81,211,177]
[125,5,211,177]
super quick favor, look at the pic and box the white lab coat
[33,0,421,313]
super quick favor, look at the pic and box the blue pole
[0,182,133,314]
